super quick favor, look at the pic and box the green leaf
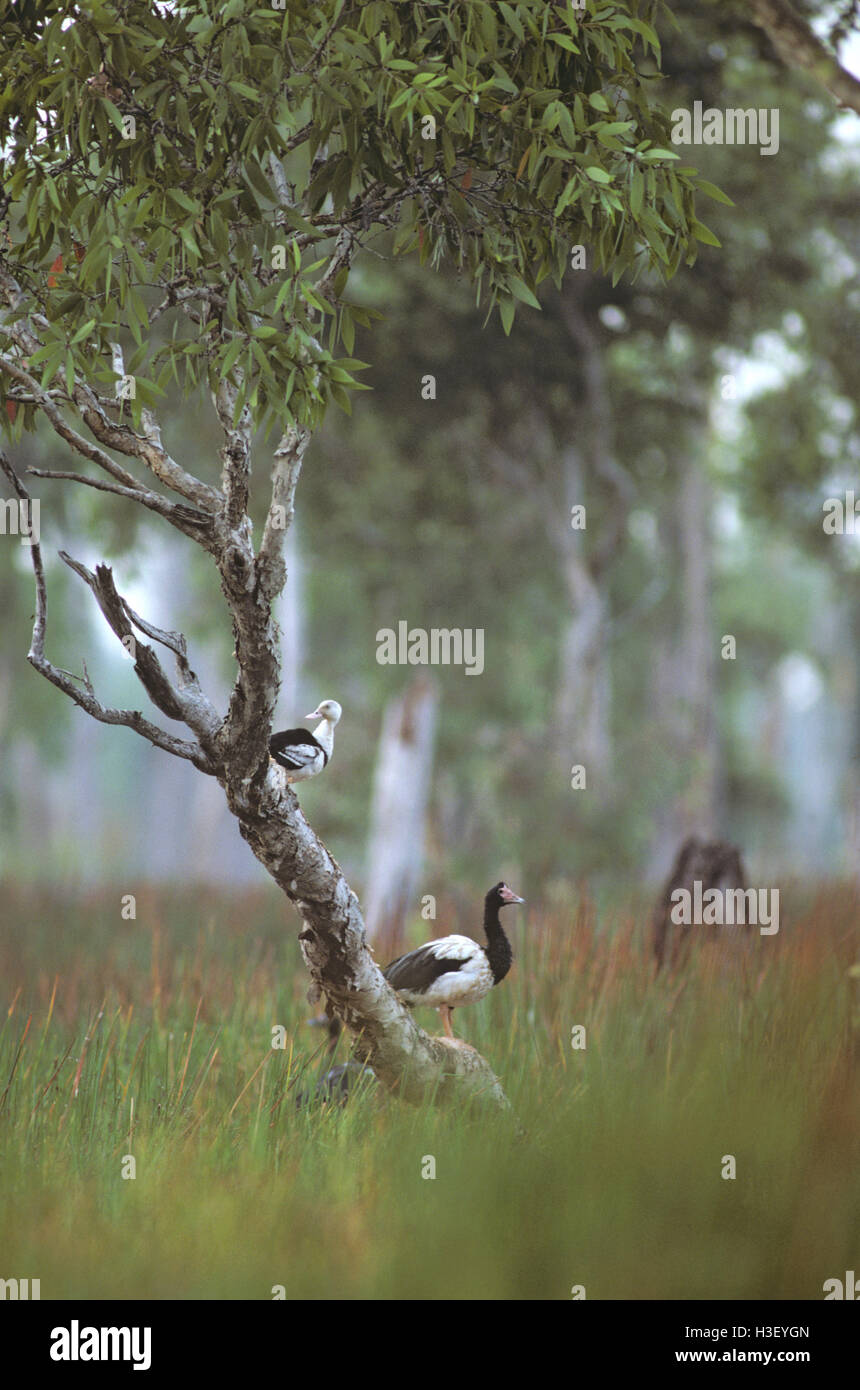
[697,180,735,207]
[585,166,612,184]
[509,278,540,310]
[630,166,644,216]
[555,177,580,215]
[549,34,580,54]
[169,188,198,215]
[244,160,274,202]
[70,319,97,345]
[221,337,245,378]
[498,3,524,41]
[102,98,125,134]
[691,218,721,247]
[341,308,355,354]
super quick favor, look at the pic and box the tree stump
[652,836,749,971]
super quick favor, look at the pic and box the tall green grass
[0,882,857,1299]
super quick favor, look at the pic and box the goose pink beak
[500,885,524,904]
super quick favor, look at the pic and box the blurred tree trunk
[674,442,720,838]
[275,527,302,717]
[648,414,721,875]
[843,596,860,881]
[551,445,612,792]
[486,291,629,808]
[550,297,632,800]
[650,422,720,873]
[364,675,437,956]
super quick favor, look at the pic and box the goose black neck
[483,899,513,985]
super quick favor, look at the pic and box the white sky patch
[778,652,824,713]
[817,16,860,78]
[627,507,657,550]
[713,493,742,543]
[830,396,856,427]
[599,304,627,331]
[711,328,808,449]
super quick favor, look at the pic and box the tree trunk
[842,595,860,882]
[674,448,720,839]
[652,836,748,971]
[364,675,437,957]
[554,551,612,792]
[228,766,508,1105]
[2,379,511,1109]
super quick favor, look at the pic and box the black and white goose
[382,882,524,1039]
[269,699,342,783]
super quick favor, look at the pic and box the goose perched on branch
[382,882,524,1039]
[269,700,342,783]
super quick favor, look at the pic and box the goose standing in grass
[382,882,524,1039]
[269,700,342,783]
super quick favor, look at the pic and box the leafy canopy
[0,0,718,437]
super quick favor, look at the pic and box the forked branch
[0,451,215,770]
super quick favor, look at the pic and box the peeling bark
[225,769,508,1104]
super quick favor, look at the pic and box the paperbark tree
[551,295,632,794]
[0,0,719,1105]
[364,675,438,957]
[486,291,631,797]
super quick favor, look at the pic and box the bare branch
[257,425,310,602]
[0,352,145,492]
[749,0,860,113]
[268,151,295,209]
[0,450,214,770]
[57,551,222,745]
[149,284,228,328]
[27,466,215,535]
[119,599,191,663]
[315,225,355,304]
[70,381,222,512]
[213,376,253,530]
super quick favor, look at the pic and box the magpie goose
[269,700,342,783]
[382,882,524,1039]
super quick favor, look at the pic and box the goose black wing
[269,728,327,772]
[383,943,470,994]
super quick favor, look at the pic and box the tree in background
[0,0,713,1102]
[307,0,860,891]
